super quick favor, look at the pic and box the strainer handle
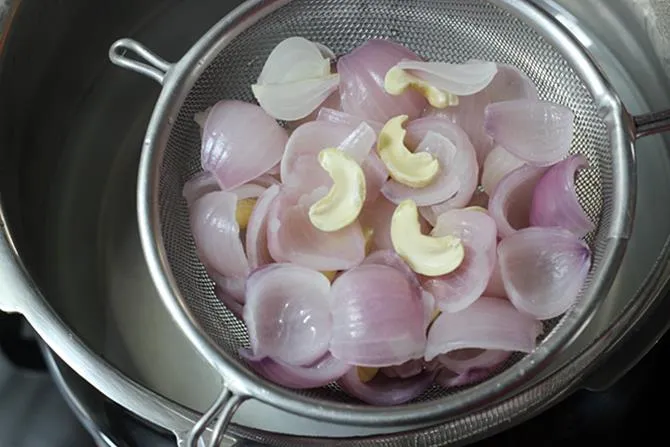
[184,385,248,447]
[109,38,173,85]
[633,110,670,139]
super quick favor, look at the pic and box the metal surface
[1,0,670,446]
[119,0,639,440]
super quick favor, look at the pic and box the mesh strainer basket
[108,0,670,445]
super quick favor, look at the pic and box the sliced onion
[336,121,378,163]
[489,165,548,238]
[422,290,437,328]
[449,63,539,165]
[361,152,389,206]
[240,350,350,389]
[381,131,460,206]
[358,196,397,251]
[424,209,498,313]
[330,264,426,367]
[498,227,592,320]
[280,120,374,185]
[434,367,494,388]
[405,117,478,224]
[209,271,246,304]
[425,296,542,362]
[246,185,281,269]
[256,36,332,85]
[338,39,427,123]
[214,286,244,320]
[252,75,341,122]
[362,249,422,295]
[267,186,366,271]
[530,154,595,238]
[243,263,332,366]
[183,171,220,207]
[317,107,384,135]
[395,60,497,96]
[189,191,249,278]
[484,99,574,166]
[250,173,281,188]
[337,367,434,406]
[483,262,507,298]
[231,183,267,201]
[380,359,425,378]
[437,349,510,375]
[481,145,525,195]
[201,100,288,190]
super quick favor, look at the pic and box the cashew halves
[391,199,465,277]
[377,115,440,188]
[236,198,258,230]
[308,148,366,232]
[385,66,459,109]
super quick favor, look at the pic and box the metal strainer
[108,0,670,445]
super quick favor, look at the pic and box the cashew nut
[321,270,338,282]
[235,198,258,230]
[363,226,376,255]
[391,199,465,277]
[384,66,459,109]
[357,366,379,383]
[308,148,366,232]
[377,115,440,188]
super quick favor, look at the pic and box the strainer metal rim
[136,0,635,428]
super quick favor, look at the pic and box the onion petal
[201,100,288,190]
[362,249,422,296]
[481,145,525,195]
[317,107,384,135]
[189,191,249,278]
[243,263,332,366]
[404,117,478,225]
[498,227,592,320]
[267,186,366,271]
[257,36,332,85]
[246,185,281,269]
[330,264,426,367]
[358,196,398,251]
[362,152,389,206]
[380,359,425,379]
[240,350,350,389]
[489,165,548,238]
[434,367,493,388]
[395,60,497,96]
[209,271,246,304]
[424,209,498,313]
[483,262,507,298]
[252,75,341,121]
[337,367,434,406]
[448,63,539,165]
[530,154,595,237]
[437,349,510,375]
[425,296,542,361]
[381,131,461,206]
[183,171,220,206]
[484,99,574,166]
[280,120,375,185]
[338,39,427,123]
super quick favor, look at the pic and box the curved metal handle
[633,110,670,139]
[184,386,247,447]
[109,38,173,85]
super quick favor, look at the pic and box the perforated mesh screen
[154,0,613,406]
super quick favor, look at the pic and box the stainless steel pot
[2,0,670,445]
